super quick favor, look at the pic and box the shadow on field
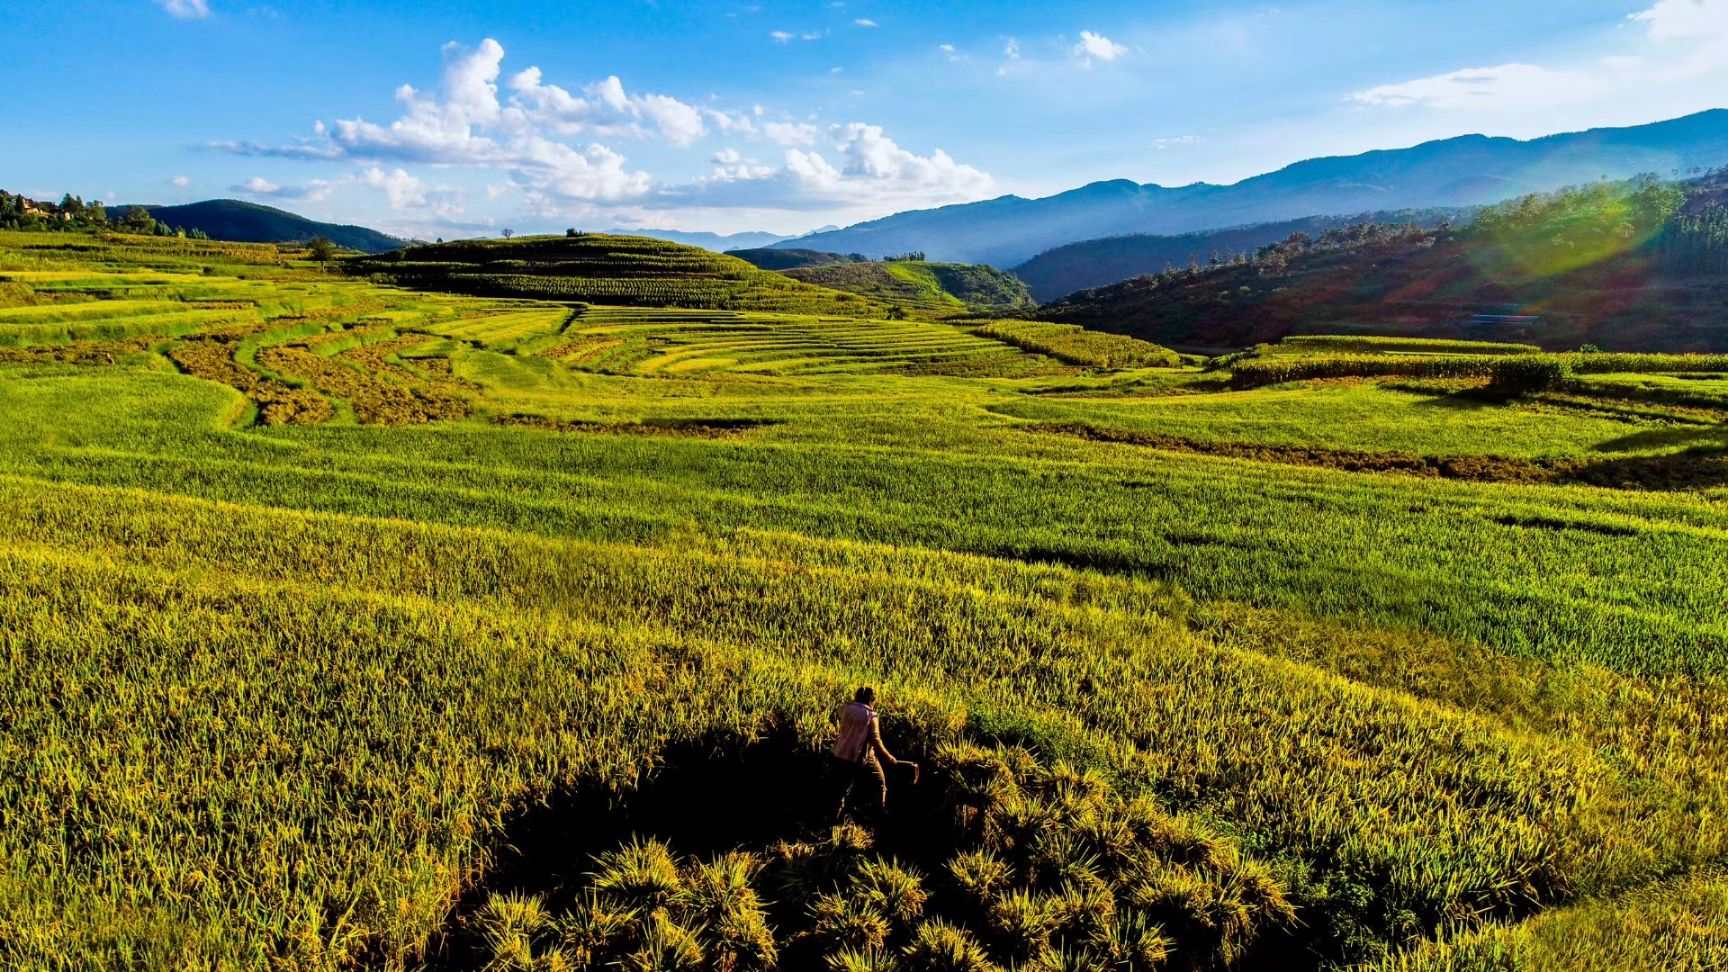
[1593,425,1728,453]
[415,724,1324,972]
[493,413,784,438]
[419,726,953,971]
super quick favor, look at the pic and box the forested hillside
[1043,173,1728,352]
[783,258,1036,315]
[1011,210,1457,301]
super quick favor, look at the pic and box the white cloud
[233,176,336,202]
[253,39,658,206]
[667,122,992,211]
[328,39,506,163]
[1632,0,1728,42]
[1153,135,1201,150]
[1348,63,1591,110]
[156,0,209,18]
[1349,0,1728,126]
[1074,30,1128,65]
[362,167,467,218]
[764,121,819,146]
[769,30,794,42]
[510,70,709,146]
[216,37,992,223]
[704,108,756,135]
[854,18,877,27]
[362,167,426,208]
[938,43,962,62]
[171,175,192,187]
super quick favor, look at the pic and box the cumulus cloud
[233,176,336,202]
[854,18,877,27]
[664,122,992,211]
[1632,0,1728,42]
[363,166,466,218]
[769,30,794,42]
[215,37,993,222]
[362,167,426,208]
[1074,31,1127,65]
[226,39,658,205]
[763,121,819,146]
[510,69,709,145]
[157,0,209,18]
[171,175,191,187]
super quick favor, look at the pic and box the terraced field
[350,234,897,317]
[3,230,1727,972]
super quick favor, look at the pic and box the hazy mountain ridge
[778,110,1728,267]
[604,228,795,251]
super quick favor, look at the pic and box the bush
[1489,357,1571,394]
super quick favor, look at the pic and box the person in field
[832,686,917,820]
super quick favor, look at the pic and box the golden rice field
[1,230,1725,971]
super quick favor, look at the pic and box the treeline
[0,190,206,239]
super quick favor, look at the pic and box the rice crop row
[972,319,1181,369]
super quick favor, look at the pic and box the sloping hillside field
[2,231,1726,971]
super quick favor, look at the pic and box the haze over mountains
[602,228,796,251]
[94,110,1728,298]
[775,110,1728,268]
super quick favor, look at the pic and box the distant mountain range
[777,110,1728,267]
[1011,210,1459,301]
[125,200,406,253]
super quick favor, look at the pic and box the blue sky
[4,0,1726,238]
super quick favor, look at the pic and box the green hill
[126,199,406,252]
[1043,173,1728,352]
[349,233,894,316]
[782,259,1036,315]
[726,247,862,270]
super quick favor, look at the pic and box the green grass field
[2,230,1726,971]
[781,260,1036,316]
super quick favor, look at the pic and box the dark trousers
[833,755,887,820]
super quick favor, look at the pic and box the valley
[1,229,1725,969]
